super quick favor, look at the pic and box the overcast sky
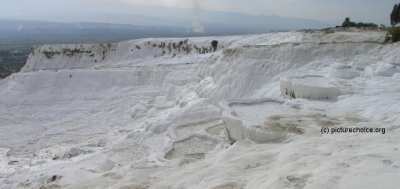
[0,0,397,25]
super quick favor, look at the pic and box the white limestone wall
[280,76,341,100]
[2,29,400,188]
[21,37,239,72]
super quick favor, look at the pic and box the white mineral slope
[0,28,399,189]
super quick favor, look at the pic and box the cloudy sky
[0,0,396,25]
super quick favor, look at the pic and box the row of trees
[340,3,400,43]
[341,2,400,28]
[341,17,377,28]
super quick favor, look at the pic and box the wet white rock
[1,29,399,189]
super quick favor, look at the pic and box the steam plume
[191,0,204,33]
[17,25,23,32]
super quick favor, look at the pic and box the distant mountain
[1,3,329,33]
[0,4,329,49]
[0,19,201,48]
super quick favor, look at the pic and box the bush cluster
[386,27,400,43]
[341,17,377,28]
[211,40,218,52]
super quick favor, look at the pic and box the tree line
[341,17,377,28]
[340,2,400,43]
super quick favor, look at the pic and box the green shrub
[211,40,218,52]
[342,17,377,28]
[387,27,400,42]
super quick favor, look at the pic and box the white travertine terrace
[1,29,399,188]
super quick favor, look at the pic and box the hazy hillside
[0,15,327,53]
[2,3,329,33]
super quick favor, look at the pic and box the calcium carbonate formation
[0,29,399,188]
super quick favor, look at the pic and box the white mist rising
[191,0,204,33]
